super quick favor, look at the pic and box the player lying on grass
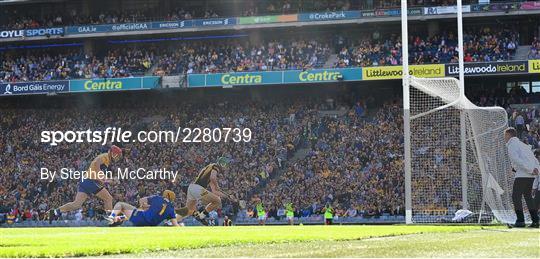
[49,145,123,223]
[106,190,180,227]
[175,157,237,225]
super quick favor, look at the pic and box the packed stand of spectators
[0,12,65,30]
[335,34,404,67]
[0,25,530,83]
[0,28,527,83]
[242,0,354,16]
[508,106,540,149]
[0,0,496,30]
[1,81,538,224]
[243,0,477,17]
[0,91,408,224]
[463,26,519,62]
[254,100,405,220]
[470,83,540,149]
[529,37,540,60]
[0,8,220,30]
[468,83,533,108]
[0,95,308,223]
[153,39,331,75]
[335,26,520,67]
[0,47,156,83]
[361,0,474,10]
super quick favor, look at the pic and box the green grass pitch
[0,225,538,257]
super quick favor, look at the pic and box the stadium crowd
[529,37,540,60]
[152,39,331,75]
[0,91,406,223]
[0,47,157,82]
[469,82,540,149]
[1,25,533,83]
[0,96,307,222]
[0,8,218,30]
[335,26,520,67]
[257,100,405,219]
[1,82,540,224]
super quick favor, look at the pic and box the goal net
[407,76,517,224]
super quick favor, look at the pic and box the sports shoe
[108,220,124,227]
[105,215,125,227]
[193,211,209,226]
[104,215,115,225]
[512,221,526,228]
[528,222,539,228]
[109,217,125,227]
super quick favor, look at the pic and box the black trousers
[535,190,540,214]
[512,178,539,223]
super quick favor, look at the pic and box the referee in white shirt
[505,127,539,228]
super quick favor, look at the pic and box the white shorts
[187,183,209,202]
[287,215,294,221]
[258,215,266,221]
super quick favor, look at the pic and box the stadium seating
[2,0,540,228]
[0,0,470,30]
[0,27,530,83]
[4,85,536,226]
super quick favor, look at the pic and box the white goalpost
[402,0,517,224]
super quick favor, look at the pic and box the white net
[408,76,516,224]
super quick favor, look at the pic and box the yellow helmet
[162,190,176,202]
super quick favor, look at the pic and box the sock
[201,209,209,217]
[515,210,525,223]
[529,209,539,223]
[192,209,208,219]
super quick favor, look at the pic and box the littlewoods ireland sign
[362,64,445,80]
[446,61,527,76]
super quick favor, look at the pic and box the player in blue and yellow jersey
[106,190,180,227]
[176,157,237,226]
[49,145,123,223]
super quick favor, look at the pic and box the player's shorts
[128,209,152,226]
[287,215,294,221]
[187,183,209,202]
[258,215,266,221]
[77,179,103,195]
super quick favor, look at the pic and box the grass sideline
[0,225,515,257]
[119,229,540,258]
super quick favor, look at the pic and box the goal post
[400,0,517,224]
[405,76,516,224]
[401,0,413,225]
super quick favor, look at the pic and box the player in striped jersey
[176,157,236,225]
